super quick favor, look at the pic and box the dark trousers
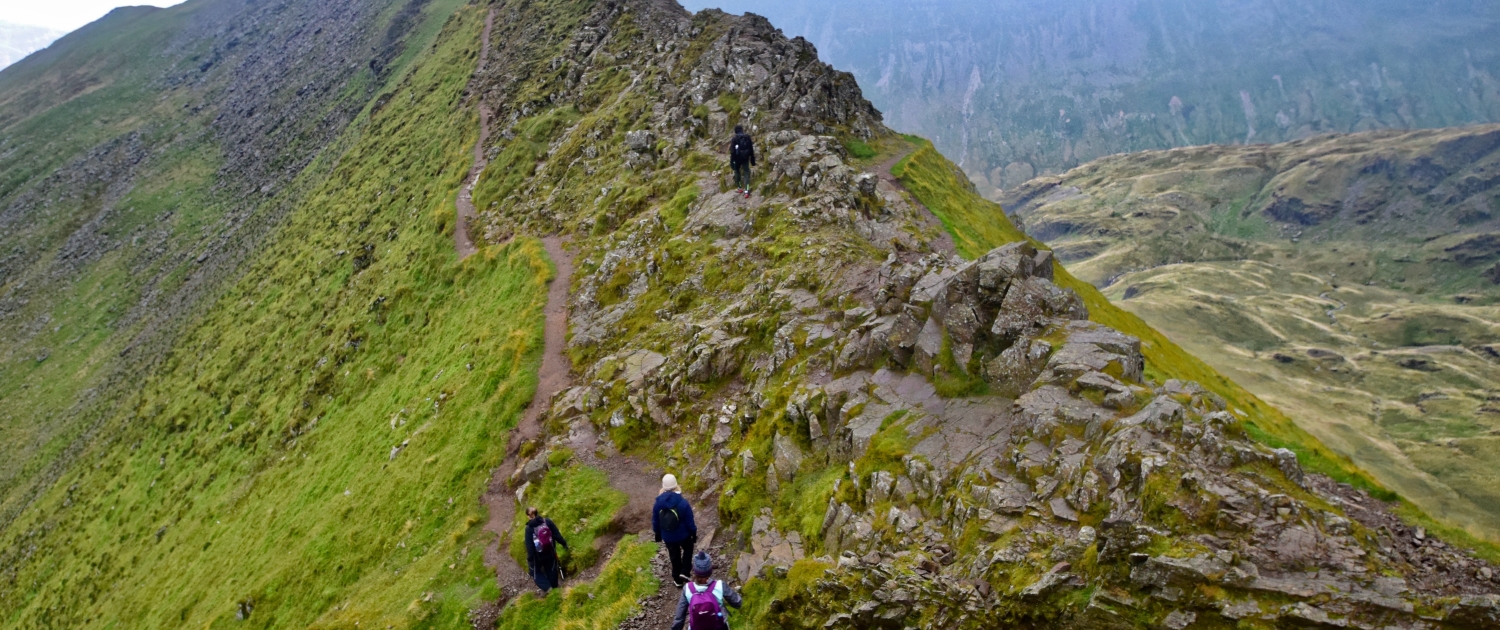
[531,552,562,593]
[666,539,695,585]
[732,161,752,191]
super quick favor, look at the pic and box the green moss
[853,411,918,480]
[660,184,700,232]
[777,465,845,547]
[473,106,583,211]
[718,92,742,126]
[843,138,877,161]
[932,331,989,398]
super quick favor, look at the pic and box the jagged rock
[868,471,896,504]
[1272,447,1305,485]
[462,4,1500,628]
[1162,610,1196,630]
[772,432,806,481]
[511,455,549,486]
[887,507,918,533]
[624,129,655,152]
[1021,562,1075,599]
[983,337,1052,397]
[1449,594,1500,626]
[1220,599,1263,620]
[740,449,757,477]
[618,349,666,390]
[911,317,943,376]
[1041,322,1144,385]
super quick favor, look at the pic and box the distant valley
[1004,124,1500,540]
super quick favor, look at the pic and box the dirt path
[479,235,575,603]
[453,9,495,260]
[877,145,958,257]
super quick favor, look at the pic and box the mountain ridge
[0,0,1496,628]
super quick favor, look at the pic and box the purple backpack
[686,581,727,630]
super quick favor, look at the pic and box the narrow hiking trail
[479,235,576,603]
[456,10,688,617]
[877,146,958,258]
[453,9,494,260]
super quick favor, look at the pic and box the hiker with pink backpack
[670,551,742,630]
[523,506,571,593]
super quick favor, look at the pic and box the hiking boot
[744,191,751,199]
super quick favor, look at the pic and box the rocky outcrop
[464,0,1498,627]
[685,0,1500,193]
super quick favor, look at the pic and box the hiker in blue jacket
[652,474,698,587]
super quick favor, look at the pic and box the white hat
[661,474,680,493]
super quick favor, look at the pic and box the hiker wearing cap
[652,474,698,587]
[523,506,570,593]
[671,551,742,630]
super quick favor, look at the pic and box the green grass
[0,6,562,627]
[843,138,877,161]
[494,535,660,630]
[473,106,584,212]
[508,465,630,576]
[888,134,1500,561]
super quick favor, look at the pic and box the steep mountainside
[1,0,1498,628]
[0,0,551,626]
[681,0,1500,198]
[0,22,61,71]
[1004,125,1500,544]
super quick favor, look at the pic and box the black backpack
[659,507,681,532]
[730,134,753,162]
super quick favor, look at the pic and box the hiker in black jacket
[523,506,570,593]
[729,125,755,198]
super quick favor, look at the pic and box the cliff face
[467,1,1499,627]
[1003,125,1500,546]
[681,0,1500,198]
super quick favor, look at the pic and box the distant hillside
[1004,124,1500,541]
[682,0,1500,198]
[0,21,61,71]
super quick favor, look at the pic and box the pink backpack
[686,580,728,630]
[533,523,554,553]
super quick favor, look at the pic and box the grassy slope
[890,137,1500,562]
[0,0,466,534]
[0,5,560,628]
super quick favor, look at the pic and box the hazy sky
[2,0,188,33]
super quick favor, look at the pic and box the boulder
[773,432,806,481]
[624,129,655,152]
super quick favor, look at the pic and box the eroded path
[453,9,494,260]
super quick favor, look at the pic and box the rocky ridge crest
[472,1,1500,627]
